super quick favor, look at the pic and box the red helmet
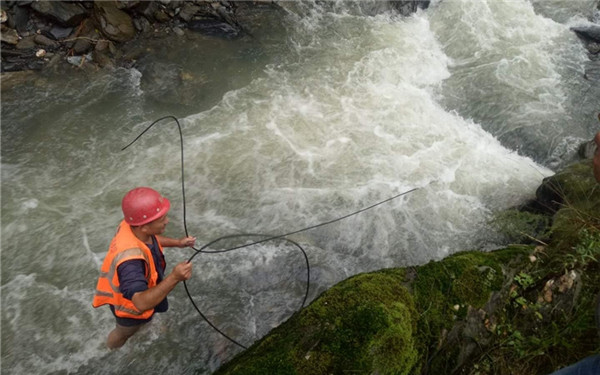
[121,187,171,226]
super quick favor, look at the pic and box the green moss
[216,268,420,375]
[413,250,520,317]
[452,266,498,308]
[369,302,420,375]
[490,209,550,244]
[549,161,599,205]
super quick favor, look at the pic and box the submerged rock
[392,0,430,16]
[187,18,241,39]
[571,25,600,43]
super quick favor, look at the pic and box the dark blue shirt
[117,236,168,313]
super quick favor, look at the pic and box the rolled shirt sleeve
[117,259,148,300]
[117,258,169,313]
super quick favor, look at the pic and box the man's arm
[131,261,192,312]
[156,235,196,248]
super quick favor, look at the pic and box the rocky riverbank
[0,0,432,73]
[2,1,599,93]
[0,0,281,72]
[214,153,600,375]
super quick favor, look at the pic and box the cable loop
[122,116,417,349]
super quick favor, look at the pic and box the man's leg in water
[107,322,144,349]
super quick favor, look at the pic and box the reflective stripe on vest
[99,247,151,294]
[92,220,161,320]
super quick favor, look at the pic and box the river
[1,0,599,374]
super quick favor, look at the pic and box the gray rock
[94,39,110,52]
[8,4,30,33]
[571,25,600,43]
[136,1,161,22]
[132,16,152,33]
[173,26,184,36]
[34,34,59,48]
[392,0,430,16]
[116,0,140,10]
[30,0,88,27]
[66,53,92,66]
[1,24,19,44]
[94,1,136,43]
[154,9,171,23]
[178,2,200,22]
[587,42,600,55]
[71,19,98,54]
[49,25,73,39]
[92,49,114,69]
[188,18,240,39]
[16,35,36,49]
[73,38,93,54]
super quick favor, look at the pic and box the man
[92,187,196,349]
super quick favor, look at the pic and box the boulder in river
[571,25,600,43]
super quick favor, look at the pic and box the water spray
[122,115,418,349]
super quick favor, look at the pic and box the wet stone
[49,25,72,39]
[1,24,19,44]
[30,0,88,27]
[34,34,58,47]
[187,18,241,39]
[16,35,36,49]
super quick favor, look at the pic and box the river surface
[2,1,599,374]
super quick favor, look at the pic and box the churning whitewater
[1,1,598,374]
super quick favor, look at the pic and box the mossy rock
[541,160,600,255]
[490,209,551,244]
[535,160,600,215]
[215,269,421,375]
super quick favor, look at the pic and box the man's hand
[178,236,197,248]
[131,261,193,312]
[172,261,193,281]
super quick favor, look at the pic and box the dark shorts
[109,305,153,327]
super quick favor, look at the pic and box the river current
[1,1,599,374]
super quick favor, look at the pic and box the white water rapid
[1,1,599,374]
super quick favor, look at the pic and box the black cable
[184,234,310,350]
[122,115,191,238]
[122,116,418,349]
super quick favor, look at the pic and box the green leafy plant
[566,228,600,268]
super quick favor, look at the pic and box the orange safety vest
[92,220,163,319]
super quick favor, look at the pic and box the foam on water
[1,1,595,374]
[427,0,597,166]
[1,274,109,374]
[173,11,550,266]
